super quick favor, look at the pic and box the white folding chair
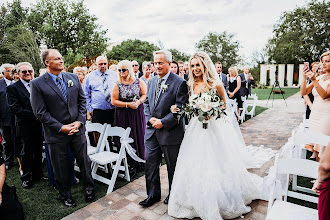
[89,126,132,194]
[74,122,107,172]
[266,153,319,220]
[291,130,330,194]
[245,93,258,118]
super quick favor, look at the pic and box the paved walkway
[63,92,304,220]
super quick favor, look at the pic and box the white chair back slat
[276,158,318,179]
[293,130,330,146]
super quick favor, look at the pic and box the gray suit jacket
[219,73,229,92]
[239,73,255,97]
[0,79,12,126]
[30,72,86,143]
[144,72,188,145]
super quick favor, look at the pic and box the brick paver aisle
[63,93,305,220]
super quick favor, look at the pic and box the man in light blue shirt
[83,56,118,125]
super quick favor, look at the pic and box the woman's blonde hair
[117,60,136,84]
[73,66,86,75]
[320,51,330,62]
[228,66,238,77]
[187,51,218,90]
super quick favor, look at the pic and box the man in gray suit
[239,65,255,97]
[30,49,94,207]
[139,50,188,207]
[215,62,228,92]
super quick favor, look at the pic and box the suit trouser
[145,134,180,198]
[47,134,94,199]
[0,126,14,166]
[19,133,43,181]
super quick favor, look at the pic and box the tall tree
[195,31,241,72]
[107,39,159,65]
[169,48,190,61]
[266,0,330,65]
[27,0,108,65]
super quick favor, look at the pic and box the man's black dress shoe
[85,190,95,202]
[139,196,161,207]
[22,180,32,189]
[164,195,169,204]
[61,197,77,208]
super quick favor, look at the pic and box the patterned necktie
[56,76,67,101]
[102,73,111,102]
[155,78,163,103]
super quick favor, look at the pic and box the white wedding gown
[168,95,263,219]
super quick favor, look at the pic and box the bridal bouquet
[177,90,226,129]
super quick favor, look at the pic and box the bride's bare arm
[216,82,226,103]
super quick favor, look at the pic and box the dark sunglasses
[132,64,139,67]
[118,69,128,72]
[21,70,33,74]
[98,63,107,66]
[191,63,200,68]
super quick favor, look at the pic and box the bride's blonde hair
[187,52,218,90]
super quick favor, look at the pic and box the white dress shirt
[20,78,31,93]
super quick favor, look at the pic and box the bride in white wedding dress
[168,52,261,220]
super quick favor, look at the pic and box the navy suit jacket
[219,73,229,92]
[0,79,12,126]
[30,72,86,143]
[6,80,42,137]
[239,73,255,97]
[144,72,188,145]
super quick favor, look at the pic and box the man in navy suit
[30,49,94,207]
[239,65,255,97]
[139,50,188,207]
[215,62,228,92]
[0,64,15,169]
[7,62,46,189]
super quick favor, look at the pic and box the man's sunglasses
[132,64,139,67]
[21,70,33,74]
[118,69,128,72]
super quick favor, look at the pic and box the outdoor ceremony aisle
[62,92,304,220]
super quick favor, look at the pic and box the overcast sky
[18,0,308,64]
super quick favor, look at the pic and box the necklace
[321,74,330,81]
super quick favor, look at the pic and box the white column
[287,64,294,87]
[298,64,304,86]
[269,65,277,85]
[260,64,267,85]
[278,64,285,87]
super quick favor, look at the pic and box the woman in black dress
[228,66,242,118]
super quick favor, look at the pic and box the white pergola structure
[259,64,305,87]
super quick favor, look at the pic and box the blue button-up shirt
[83,69,118,112]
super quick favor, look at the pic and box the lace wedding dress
[168,92,263,220]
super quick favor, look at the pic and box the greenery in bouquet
[177,90,226,129]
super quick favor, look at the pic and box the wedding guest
[228,66,242,117]
[184,61,189,73]
[10,68,19,81]
[239,65,255,98]
[39,68,47,76]
[301,51,330,161]
[170,60,179,75]
[0,63,15,170]
[150,61,157,77]
[141,61,152,85]
[88,63,97,73]
[73,66,86,87]
[313,141,330,220]
[0,152,25,219]
[303,62,318,120]
[215,61,229,92]
[178,61,184,74]
[111,60,147,174]
[109,64,117,72]
[7,62,46,189]
[317,63,325,76]
[132,60,143,78]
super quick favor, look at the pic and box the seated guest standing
[111,60,147,175]
[140,61,153,85]
[313,141,330,220]
[228,66,242,117]
[7,62,46,189]
[303,62,318,120]
[239,65,255,98]
[0,151,24,220]
[73,66,86,87]
[170,60,179,75]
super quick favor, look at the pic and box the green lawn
[244,105,268,122]
[251,88,300,100]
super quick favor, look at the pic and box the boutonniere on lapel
[161,84,169,92]
[67,80,74,87]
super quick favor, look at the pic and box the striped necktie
[155,78,163,103]
[102,73,111,102]
[56,76,67,101]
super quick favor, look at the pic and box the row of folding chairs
[226,93,258,123]
[266,123,330,219]
[75,122,133,195]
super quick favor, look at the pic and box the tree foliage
[266,0,330,65]
[27,0,108,63]
[169,48,190,62]
[195,31,241,72]
[107,39,160,65]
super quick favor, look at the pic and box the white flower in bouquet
[200,103,212,112]
[211,102,220,108]
[197,98,205,106]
